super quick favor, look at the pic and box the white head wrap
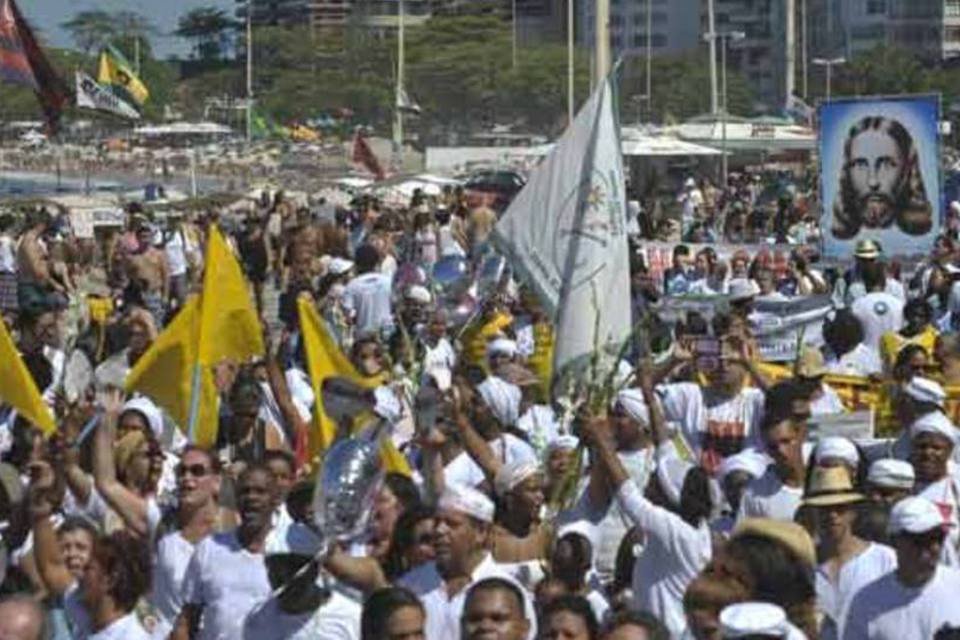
[546,434,580,453]
[867,458,915,490]
[814,437,859,468]
[121,397,164,440]
[720,602,791,638]
[717,449,769,482]
[888,496,945,536]
[494,460,540,497]
[486,338,518,359]
[327,256,355,276]
[904,377,946,408]
[438,483,495,523]
[910,411,958,446]
[477,376,522,427]
[614,388,649,425]
[405,285,433,305]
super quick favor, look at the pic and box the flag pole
[246,6,254,143]
[186,363,202,442]
[392,0,405,170]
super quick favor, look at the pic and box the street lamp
[703,30,745,187]
[812,57,846,101]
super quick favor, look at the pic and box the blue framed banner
[819,95,941,259]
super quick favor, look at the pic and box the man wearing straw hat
[803,466,896,639]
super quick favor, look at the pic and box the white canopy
[666,118,815,152]
[133,122,233,137]
[620,129,724,156]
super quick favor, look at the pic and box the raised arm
[28,461,73,596]
[92,390,149,537]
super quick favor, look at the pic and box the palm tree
[61,10,118,54]
[176,7,237,62]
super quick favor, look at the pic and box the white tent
[665,117,815,152]
[620,128,724,156]
[133,122,233,137]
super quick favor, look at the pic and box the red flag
[0,0,71,132]
[351,130,385,181]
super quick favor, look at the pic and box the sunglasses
[175,463,211,479]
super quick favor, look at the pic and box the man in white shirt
[171,465,276,640]
[342,243,394,338]
[397,484,535,640]
[843,497,960,638]
[243,522,361,639]
[850,261,904,355]
[833,239,906,307]
[460,578,531,640]
[678,177,704,238]
[739,405,807,523]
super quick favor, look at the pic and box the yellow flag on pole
[0,320,55,435]
[124,296,219,442]
[97,45,149,105]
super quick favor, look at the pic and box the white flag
[75,70,140,120]
[492,75,631,374]
[397,87,421,115]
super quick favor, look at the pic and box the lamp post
[812,56,845,101]
[703,30,745,187]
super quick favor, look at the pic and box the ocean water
[0,171,128,197]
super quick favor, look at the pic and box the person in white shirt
[342,243,394,338]
[171,465,276,640]
[833,239,906,307]
[581,381,713,638]
[843,497,960,638]
[907,411,960,567]
[712,449,770,537]
[461,578,532,640]
[678,177,704,238]
[739,408,807,523]
[804,466,897,639]
[850,261,905,355]
[794,346,846,416]
[397,484,535,640]
[822,310,883,377]
[243,522,361,639]
[865,459,915,506]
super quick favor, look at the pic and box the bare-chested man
[126,221,169,327]
[17,208,66,310]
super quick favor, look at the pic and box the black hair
[679,466,713,527]
[853,501,892,546]
[551,531,593,591]
[603,609,670,640]
[361,587,425,640]
[354,244,381,273]
[180,445,222,474]
[542,595,599,640]
[861,260,886,292]
[58,515,100,541]
[673,244,690,258]
[904,298,933,324]
[465,577,527,619]
[763,380,808,425]
[93,531,152,612]
[823,310,864,357]
[384,472,422,514]
[263,449,296,475]
[383,504,436,579]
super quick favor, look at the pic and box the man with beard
[831,115,933,239]
[171,465,276,640]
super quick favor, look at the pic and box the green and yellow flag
[0,319,55,435]
[98,45,149,106]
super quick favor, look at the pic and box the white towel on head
[478,376,522,427]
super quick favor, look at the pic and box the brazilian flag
[97,45,149,106]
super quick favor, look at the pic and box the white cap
[477,376,522,427]
[493,460,540,497]
[717,449,769,482]
[684,177,697,188]
[557,520,599,550]
[867,458,915,490]
[264,522,324,556]
[728,278,760,302]
[904,377,946,408]
[814,437,859,468]
[438,483,495,523]
[888,496,945,536]
[910,411,958,446]
[328,256,354,276]
[614,388,649,425]
[405,285,433,305]
[546,434,580,453]
[720,602,790,638]
[121,397,164,440]
[486,337,518,359]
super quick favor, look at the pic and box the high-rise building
[579,0,702,57]
[808,0,960,62]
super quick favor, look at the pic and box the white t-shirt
[851,292,904,354]
[444,434,537,488]
[146,499,200,640]
[680,188,704,223]
[618,480,712,638]
[0,234,15,273]
[165,231,188,277]
[738,467,803,522]
[915,475,960,568]
[89,613,151,640]
[242,589,361,640]
[824,343,883,377]
[817,542,897,640]
[811,383,846,416]
[180,531,272,640]
[842,566,960,639]
[657,383,765,475]
[400,554,535,640]
[342,272,394,336]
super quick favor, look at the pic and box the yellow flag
[297,297,378,455]
[125,296,220,444]
[0,320,55,435]
[198,226,264,364]
[97,46,149,105]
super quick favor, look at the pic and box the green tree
[176,7,237,61]
[831,45,928,98]
[61,11,117,54]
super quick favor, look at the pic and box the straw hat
[853,239,881,259]
[802,466,864,507]
[794,346,827,379]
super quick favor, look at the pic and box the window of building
[947,26,960,43]
[948,0,960,17]
[866,0,886,15]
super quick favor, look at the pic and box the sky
[23,0,234,59]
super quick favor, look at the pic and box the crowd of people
[3,175,960,640]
